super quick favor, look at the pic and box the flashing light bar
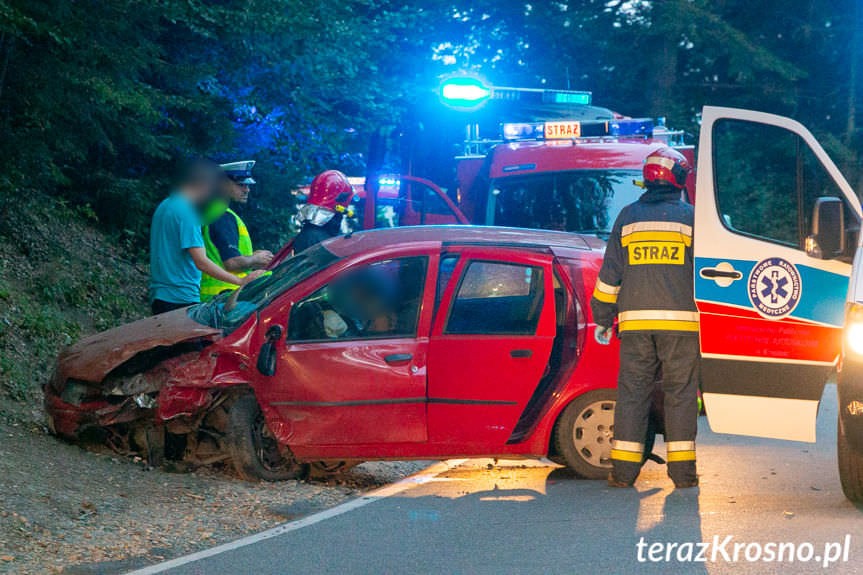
[440,77,492,108]
[440,77,593,110]
[501,118,655,141]
[608,119,654,136]
[502,122,544,140]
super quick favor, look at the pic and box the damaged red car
[45,226,622,480]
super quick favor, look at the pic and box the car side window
[288,257,428,341]
[444,261,544,335]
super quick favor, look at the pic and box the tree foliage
[0,0,859,251]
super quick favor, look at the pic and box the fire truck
[355,77,695,237]
[289,77,694,240]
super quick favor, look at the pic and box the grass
[0,192,148,421]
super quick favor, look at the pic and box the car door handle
[385,353,413,364]
[510,349,533,359]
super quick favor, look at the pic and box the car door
[261,252,436,446]
[695,106,861,442]
[427,247,557,447]
[364,174,468,230]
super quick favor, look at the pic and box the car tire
[225,395,303,482]
[838,417,863,503]
[554,389,617,479]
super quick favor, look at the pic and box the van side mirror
[806,197,844,259]
[256,325,283,376]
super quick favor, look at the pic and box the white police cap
[220,160,256,184]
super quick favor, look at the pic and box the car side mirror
[256,324,283,376]
[806,197,844,259]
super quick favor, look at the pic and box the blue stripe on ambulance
[694,257,847,327]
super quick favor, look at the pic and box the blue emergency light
[608,119,654,136]
[501,118,655,141]
[440,77,491,108]
[501,122,545,140]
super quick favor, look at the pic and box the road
[133,384,862,574]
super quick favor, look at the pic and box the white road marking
[125,459,468,575]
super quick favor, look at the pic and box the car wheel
[226,395,303,482]
[838,417,863,503]
[555,389,617,479]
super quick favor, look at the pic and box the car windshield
[488,169,644,239]
[188,244,342,333]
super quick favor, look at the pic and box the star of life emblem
[747,257,802,319]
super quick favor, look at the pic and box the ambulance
[691,107,863,502]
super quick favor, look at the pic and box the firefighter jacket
[590,187,698,334]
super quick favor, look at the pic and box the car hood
[56,308,221,384]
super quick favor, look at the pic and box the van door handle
[700,268,742,279]
[699,263,743,287]
[510,349,533,359]
[385,353,413,364]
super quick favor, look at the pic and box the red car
[45,226,623,480]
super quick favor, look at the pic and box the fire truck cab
[451,119,695,236]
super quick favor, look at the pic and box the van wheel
[554,389,617,479]
[838,418,863,503]
[226,395,303,482]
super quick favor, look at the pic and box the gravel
[0,422,431,574]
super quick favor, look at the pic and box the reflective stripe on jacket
[590,188,698,334]
[200,208,252,301]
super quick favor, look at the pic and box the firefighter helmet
[308,170,355,214]
[643,147,691,190]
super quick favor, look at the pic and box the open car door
[363,174,468,230]
[695,106,861,442]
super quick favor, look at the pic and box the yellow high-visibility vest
[200,209,252,301]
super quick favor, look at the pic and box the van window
[445,261,544,335]
[713,119,858,254]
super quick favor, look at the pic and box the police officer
[200,161,273,301]
[590,147,699,489]
[293,170,355,253]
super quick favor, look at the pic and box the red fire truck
[305,78,697,241]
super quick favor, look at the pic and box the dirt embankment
[0,194,431,574]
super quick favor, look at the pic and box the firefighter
[200,161,273,301]
[293,170,355,253]
[590,147,699,489]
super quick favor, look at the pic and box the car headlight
[846,303,863,356]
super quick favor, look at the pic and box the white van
[693,107,863,502]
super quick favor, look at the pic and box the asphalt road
[137,384,863,575]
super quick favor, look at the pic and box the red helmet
[308,170,354,213]
[643,147,691,189]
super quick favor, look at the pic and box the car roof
[321,225,597,258]
[489,139,673,179]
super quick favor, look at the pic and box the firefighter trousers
[611,333,699,485]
